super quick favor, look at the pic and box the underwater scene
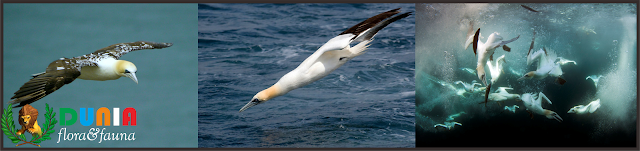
[415,3,636,147]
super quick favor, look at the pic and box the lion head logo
[16,104,42,137]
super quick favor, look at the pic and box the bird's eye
[125,70,130,73]
[252,98,260,102]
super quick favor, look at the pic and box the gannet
[586,75,603,88]
[446,112,466,121]
[486,54,506,84]
[8,41,173,108]
[568,99,601,114]
[434,121,462,130]
[240,8,411,112]
[459,67,476,75]
[556,57,577,66]
[465,28,520,86]
[519,48,566,85]
[520,92,563,122]
[454,80,482,92]
[487,87,521,103]
[504,105,520,113]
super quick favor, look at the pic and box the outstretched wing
[297,8,410,72]
[72,41,173,67]
[9,68,81,108]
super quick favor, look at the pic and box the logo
[56,107,137,143]
[1,104,57,147]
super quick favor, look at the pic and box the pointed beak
[517,76,526,81]
[239,99,261,112]
[124,72,138,84]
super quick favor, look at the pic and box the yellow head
[116,60,138,84]
[240,85,282,112]
[518,71,535,81]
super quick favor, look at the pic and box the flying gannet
[8,41,172,108]
[487,54,506,85]
[519,48,566,85]
[521,92,563,122]
[239,8,411,112]
[585,75,603,88]
[568,99,601,114]
[465,28,520,86]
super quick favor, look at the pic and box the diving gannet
[434,121,462,130]
[521,92,563,122]
[446,112,466,121]
[488,87,521,103]
[586,75,603,88]
[8,41,173,108]
[556,57,577,66]
[487,54,506,84]
[519,48,566,85]
[240,8,411,112]
[460,67,476,75]
[568,99,601,114]
[504,105,520,113]
[454,80,482,92]
[465,28,520,86]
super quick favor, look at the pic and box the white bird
[488,87,521,103]
[520,92,563,122]
[568,99,601,114]
[586,75,603,88]
[518,48,566,85]
[8,41,172,108]
[240,8,411,112]
[486,54,506,84]
[556,57,577,66]
[454,80,482,92]
[434,121,462,130]
[446,112,466,121]
[459,67,476,75]
[504,105,520,113]
[465,28,520,86]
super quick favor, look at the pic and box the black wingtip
[521,5,540,13]
[473,28,480,56]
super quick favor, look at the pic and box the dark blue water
[198,3,415,148]
[415,3,636,147]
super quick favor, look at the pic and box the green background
[3,3,197,148]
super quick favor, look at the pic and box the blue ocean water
[198,3,415,148]
[415,3,636,147]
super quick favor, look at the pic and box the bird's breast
[77,66,120,81]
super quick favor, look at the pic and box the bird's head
[240,85,282,112]
[116,60,138,84]
[518,71,535,81]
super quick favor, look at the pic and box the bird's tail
[349,39,372,58]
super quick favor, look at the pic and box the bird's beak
[239,99,261,112]
[517,76,527,81]
[124,72,138,84]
